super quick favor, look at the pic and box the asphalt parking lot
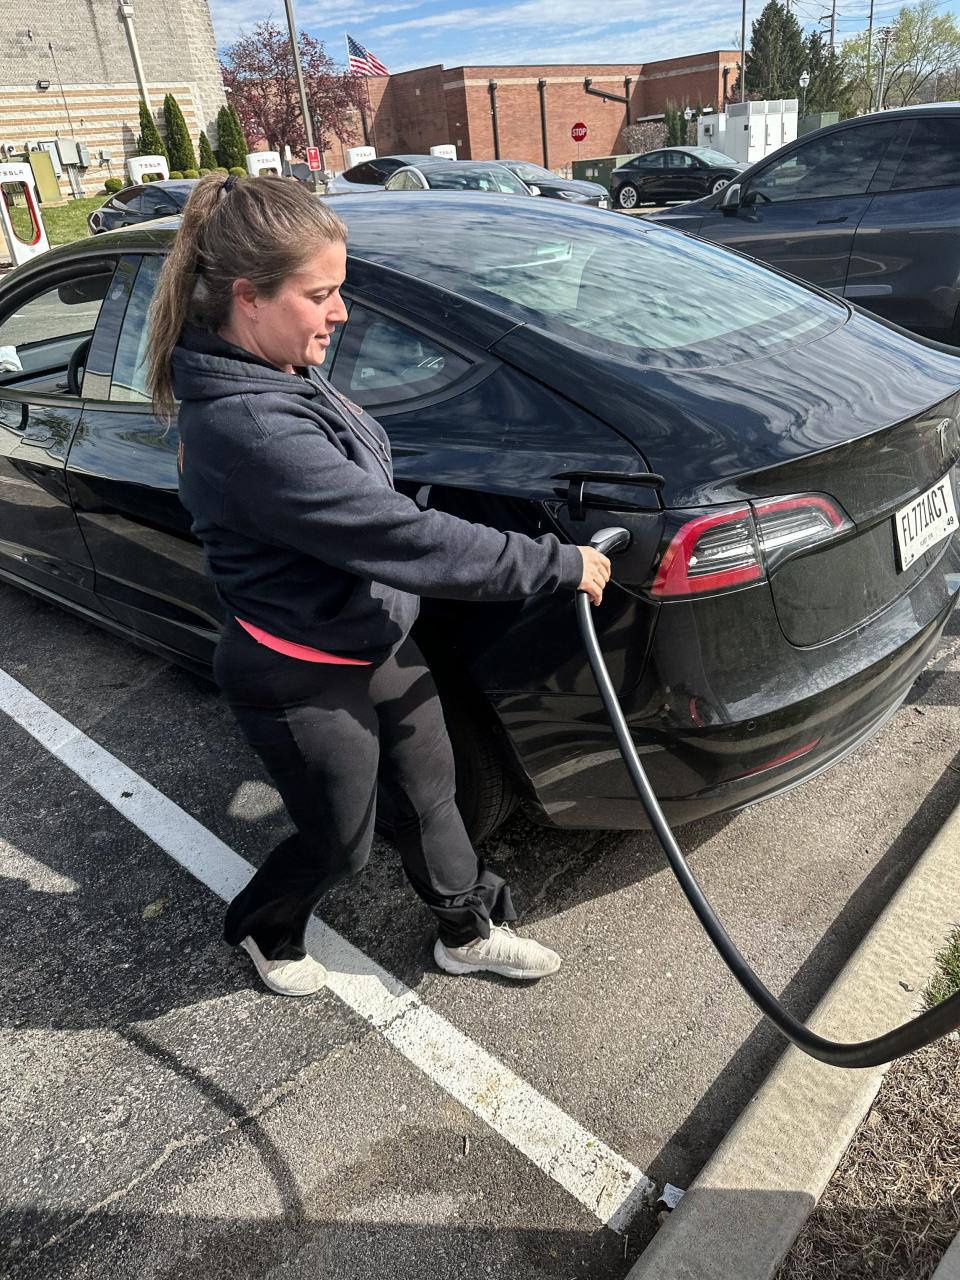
[2,578,959,1279]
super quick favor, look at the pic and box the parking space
[2,577,959,1278]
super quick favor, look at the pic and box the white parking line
[0,667,651,1232]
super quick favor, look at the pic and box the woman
[146,173,611,997]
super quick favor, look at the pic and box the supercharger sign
[246,150,282,176]
[127,154,170,183]
[0,163,50,266]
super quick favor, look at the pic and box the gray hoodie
[171,328,583,663]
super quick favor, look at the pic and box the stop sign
[571,121,588,143]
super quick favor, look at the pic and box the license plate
[894,474,958,571]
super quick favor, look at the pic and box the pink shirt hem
[235,618,373,665]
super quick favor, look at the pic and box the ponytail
[146,171,347,421]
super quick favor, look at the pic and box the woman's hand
[577,546,612,606]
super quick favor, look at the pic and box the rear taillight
[752,495,851,572]
[652,508,762,597]
[651,494,851,599]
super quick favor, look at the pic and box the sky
[207,0,955,75]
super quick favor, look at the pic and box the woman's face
[232,241,349,372]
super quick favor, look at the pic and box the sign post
[571,121,588,161]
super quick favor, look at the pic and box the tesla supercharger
[345,146,376,168]
[429,144,457,160]
[246,150,282,176]
[0,163,50,266]
[127,154,169,183]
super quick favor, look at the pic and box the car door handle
[815,215,849,225]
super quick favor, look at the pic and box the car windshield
[510,163,553,183]
[690,147,738,167]
[426,167,529,194]
[347,199,843,367]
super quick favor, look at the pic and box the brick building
[338,50,740,171]
[0,0,226,196]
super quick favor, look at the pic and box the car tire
[711,177,730,194]
[375,684,518,846]
[617,183,640,210]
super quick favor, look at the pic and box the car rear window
[348,202,843,367]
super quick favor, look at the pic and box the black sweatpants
[214,619,516,960]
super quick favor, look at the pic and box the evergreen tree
[743,0,807,99]
[136,100,168,160]
[215,104,247,169]
[162,94,197,172]
[664,102,687,145]
[198,130,217,170]
[804,30,857,115]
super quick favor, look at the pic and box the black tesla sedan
[646,105,960,346]
[499,161,609,208]
[611,146,747,209]
[87,180,198,234]
[1,196,958,842]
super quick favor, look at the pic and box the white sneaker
[239,936,328,996]
[434,924,562,981]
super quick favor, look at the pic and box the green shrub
[136,101,168,161]
[169,170,184,179]
[215,166,229,175]
[182,168,200,179]
[199,130,217,171]
[228,166,246,177]
[162,94,197,173]
[215,105,248,170]
[103,177,124,193]
[198,167,211,176]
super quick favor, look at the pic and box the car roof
[150,180,198,191]
[407,159,514,171]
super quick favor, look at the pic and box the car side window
[390,170,421,190]
[350,162,379,184]
[0,268,114,393]
[746,122,900,203]
[110,255,164,402]
[890,119,960,191]
[666,152,694,169]
[113,187,142,206]
[330,305,470,409]
[640,153,666,169]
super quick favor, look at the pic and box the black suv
[647,104,960,345]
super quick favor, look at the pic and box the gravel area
[776,931,960,1280]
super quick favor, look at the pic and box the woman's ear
[231,277,260,320]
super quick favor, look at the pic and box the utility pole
[829,0,837,48]
[875,24,893,110]
[740,0,747,101]
[118,2,151,109]
[282,0,324,190]
[865,0,875,109]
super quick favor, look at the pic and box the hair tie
[222,174,239,195]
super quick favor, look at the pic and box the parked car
[88,180,198,234]
[1,195,958,841]
[646,104,960,345]
[611,146,747,209]
[499,161,608,207]
[384,159,534,195]
[326,154,445,194]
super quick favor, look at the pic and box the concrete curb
[934,1233,960,1280]
[626,794,960,1280]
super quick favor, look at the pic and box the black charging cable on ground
[578,526,960,1068]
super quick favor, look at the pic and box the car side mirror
[720,182,742,213]
[527,184,541,196]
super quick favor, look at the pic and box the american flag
[347,34,389,76]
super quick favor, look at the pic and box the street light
[799,69,810,117]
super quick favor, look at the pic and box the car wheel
[711,177,730,194]
[375,686,518,846]
[618,183,639,210]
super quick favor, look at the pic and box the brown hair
[146,173,347,420]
